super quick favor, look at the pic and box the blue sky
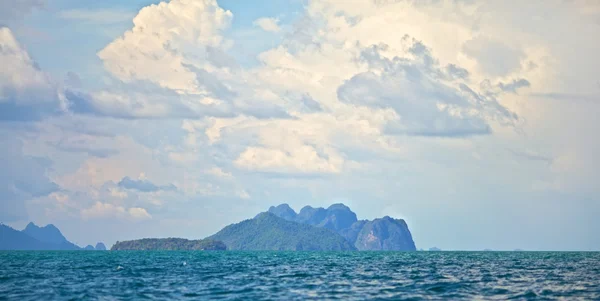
[1,0,599,251]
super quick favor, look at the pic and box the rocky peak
[267,204,297,221]
[22,222,68,245]
[95,242,107,251]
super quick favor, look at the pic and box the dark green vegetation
[0,222,105,251]
[266,204,417,251]
[111,238,226,251]
[208,212,356,251]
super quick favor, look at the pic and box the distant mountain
[209,212,356,251]
[111,238,226,251]
[0,222,102,251]
[1,224,56,250]
[429,247,442,251]
[84,245,95,250]
[267,204,416,251]
[22,222,80,250]
[95,243,107,251]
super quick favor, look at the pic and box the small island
[111,238,226,251]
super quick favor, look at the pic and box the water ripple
[0,251,599,300]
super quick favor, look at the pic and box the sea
[0,251,599,300]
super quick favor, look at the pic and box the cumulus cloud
[81,202,152,221]
[0,27,65,121]
[91,0,298,120]
[253,17,281,33]
[98,0,233,92]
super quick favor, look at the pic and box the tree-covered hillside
[208,212,356,251]
[111,238,226,251]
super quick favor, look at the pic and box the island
[208,212,356,251]
[111,238,227,251]
[263,203,417,251]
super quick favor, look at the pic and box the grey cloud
[65,71,292,120]
[446,64,470,80]
[0,27,64,122]
[65,87,231,120]
[339,41,517,137]
[117,177,177,193]
[498,78,531,93]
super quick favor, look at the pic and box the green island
[111,238,226,251]
[207,212,357,251]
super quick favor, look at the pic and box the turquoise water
[1,251,599,300]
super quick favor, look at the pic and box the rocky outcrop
[266,204,416,251]
[353,217,416,251]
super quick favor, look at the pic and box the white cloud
[97,0,233,93]
[0,27,66,121]
[81,202,151,221]
[128,207,152,220]
[253,17,281,33]
[206,167,233,179]
[235,145,343,174]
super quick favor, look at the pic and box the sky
[1,0,599,251]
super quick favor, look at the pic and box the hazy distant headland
[0,222,106,251]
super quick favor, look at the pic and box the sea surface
[0,251,599,300]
